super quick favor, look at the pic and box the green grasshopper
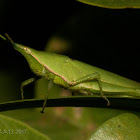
[1,34,140,113]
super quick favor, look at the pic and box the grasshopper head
[13,43,32,56]
[0,34,46,77]
[0,34,31,54]
[2,34,31,55]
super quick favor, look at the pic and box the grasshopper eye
[23,47,31,54]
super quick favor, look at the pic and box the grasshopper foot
[40,110,44,113]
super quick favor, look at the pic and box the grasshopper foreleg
[20,78,36,100]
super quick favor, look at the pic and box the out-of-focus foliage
[0,114,50,140]
[45,36,71,54]
[88,113,140,140]
[78,0,140,9]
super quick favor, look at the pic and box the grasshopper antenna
[0,34,7,41]
[5,33,15,45]
[0,33,15,46]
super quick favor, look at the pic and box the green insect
[1,34,140,113]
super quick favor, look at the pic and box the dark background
[0,0,140,100]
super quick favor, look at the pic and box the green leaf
[77,0,140,9]
[0,114,51,140]
[88,113,140,140]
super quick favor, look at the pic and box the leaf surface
[78,0,140,9]
[88,113,140,140]
[0,114,50,140]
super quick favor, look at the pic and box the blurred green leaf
[88,113,140,140]
[78,0,140,9]
[0,114,51,140]
[45,36,70,54]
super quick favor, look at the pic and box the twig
[0,96,140,112]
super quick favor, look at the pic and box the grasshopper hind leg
[69,72,110,106]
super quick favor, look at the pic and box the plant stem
[0,96,140,112]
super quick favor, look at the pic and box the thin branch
[0,96,140,112]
